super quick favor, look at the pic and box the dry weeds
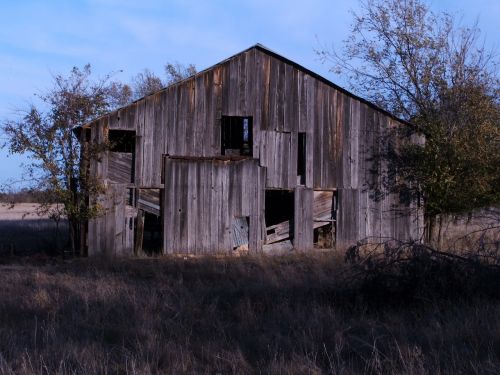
[0,253,499,374]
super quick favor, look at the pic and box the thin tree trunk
[67,221,74,259]
[79,222,86,257]
[424,214,434,245]
[437,214,444,249]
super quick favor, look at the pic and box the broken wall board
[313,190,335,224]
[108,152,134,184]
[137,188,161,216]
[265,220,293,244]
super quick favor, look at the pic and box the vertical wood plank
[294,187,313,251]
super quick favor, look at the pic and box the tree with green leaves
[2,60,197,255]
[319,0,499,241]
[1,64,127,254]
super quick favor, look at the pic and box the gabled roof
[248,44,410,126]
[80,43,410,128]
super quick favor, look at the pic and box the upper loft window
[108,130,136,153]
[221,116,253,156]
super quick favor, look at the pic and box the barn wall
[85,46,421,255]
[163,158,265,254]
[87,183,135,256]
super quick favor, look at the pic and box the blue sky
[1,0,498,188]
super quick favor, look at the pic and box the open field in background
[0,204,68,255]
[0,253,499,374]
[428,208,500,251]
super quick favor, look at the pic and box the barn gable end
[78,44,422,256]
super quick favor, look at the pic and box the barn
[76,44,422,256]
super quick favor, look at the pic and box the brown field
[0,252,499,374]
[0,203,55,220]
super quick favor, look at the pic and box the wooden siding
[163,158,265,254]
[88,184,135,256]
[137,188,161,216]
[294,187,313,250]
[108,152,134,184]
[85,46,422,255]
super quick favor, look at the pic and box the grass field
[0,204,68,256]
[0,251,499,374]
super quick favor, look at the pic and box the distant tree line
[0,188,47,204]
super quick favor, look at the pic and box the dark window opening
[221,116,253,156]
[297,132,306,185]
[265,190,294,243]
[109,130,136,153]
[108,130,136,183]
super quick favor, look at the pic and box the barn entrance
[313,190,337,249]
[134,188,163,256]
[264,189,294,247]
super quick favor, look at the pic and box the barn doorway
[141,212,162,255]
[313,190,337,249]
[134,189,163,256]
[264,189,294,245]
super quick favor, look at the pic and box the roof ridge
[81,44,411,127]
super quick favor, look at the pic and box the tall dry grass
[0,251,499,374]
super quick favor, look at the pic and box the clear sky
[1,0,498,188]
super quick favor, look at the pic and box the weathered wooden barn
[77,44,422,256]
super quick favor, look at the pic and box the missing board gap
[297,132,306,185]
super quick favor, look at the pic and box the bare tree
[165,62,197,85]
[131,69,164,99]
[131,62,197,100]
